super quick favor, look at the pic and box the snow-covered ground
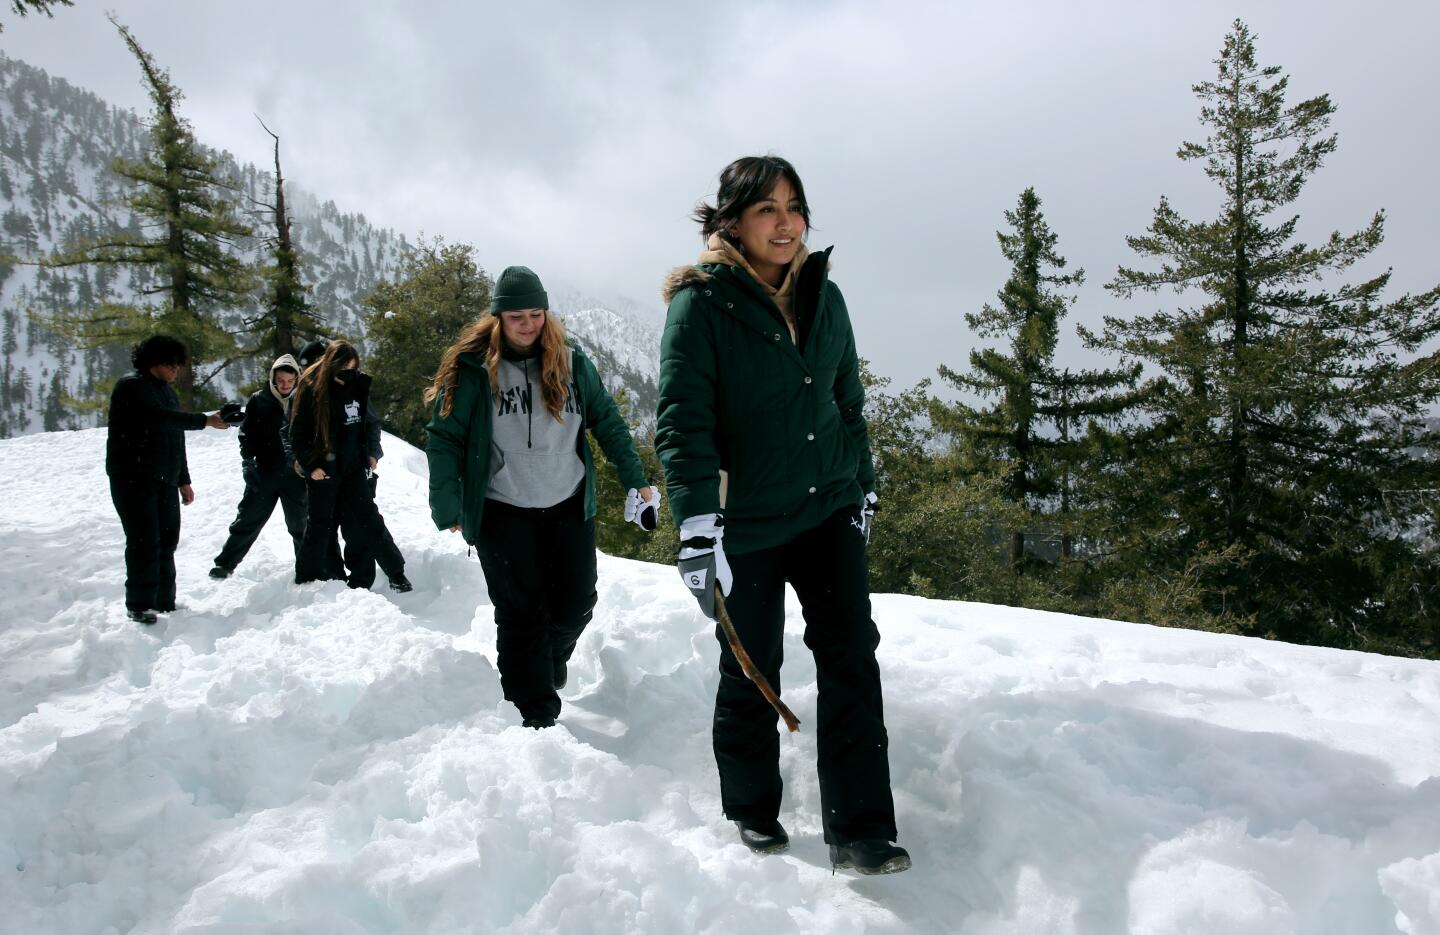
[2,427,1439,935]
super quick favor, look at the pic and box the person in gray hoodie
[425,266,660,729]
[209,354,307,577]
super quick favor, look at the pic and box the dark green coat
[656,247,875,555]
[426,343,647,545]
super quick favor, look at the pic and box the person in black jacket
[295,338,394,588]
[208,354,306,578]
[339,402,400,589]
[107,334,230,624]
[288,340,410,591]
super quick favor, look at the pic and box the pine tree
[1090,20,1440,649]
[1034,365,1143,561]
[248,118,323,360]
[935,187,1139,568]
[363,236,491,447]
[41,15,255,406]
[837,363,1023,603]
[41,362,67,430]
[1,0,72,32]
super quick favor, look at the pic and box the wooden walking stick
[715,591,801,732]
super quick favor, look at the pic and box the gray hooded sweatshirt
[486,351,585,508]
[269,353,300,416]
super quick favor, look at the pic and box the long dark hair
[693,155,813,245]
[425,314,573,421]
[294,340,360,459]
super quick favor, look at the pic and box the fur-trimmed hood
[660,251,833,306]
[660,264,713,305]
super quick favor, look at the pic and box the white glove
[678,513,733,619]
[860,491,879,545]
[624,485,661,532]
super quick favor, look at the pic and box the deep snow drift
[1,427,1439,934]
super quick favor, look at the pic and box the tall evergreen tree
[42,15,255,405]
[935,187,1138,567]
[1034,364,1143,561]
[1090,20,1440,649]
[363,236,491,447]
[858,363,1027,602]
[249,117,323,359]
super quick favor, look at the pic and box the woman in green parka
[425,266,658,729]
[655,155,909,875]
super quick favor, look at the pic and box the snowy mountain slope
[0,51,417,440]
[551,288,662,382]
[0,52,413,438]
[0,54,666,444]
[548,288,663,427]
[2,427,1439,933]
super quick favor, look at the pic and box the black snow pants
[716,505,898,845]
[295,467,404,584]
[476,489,597,722]
[212,466,306,572]
[110,476,181,613]
[340,473,400,589]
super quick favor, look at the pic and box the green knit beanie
[491,266,549,314]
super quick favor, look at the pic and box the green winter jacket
[426,342,647,544]
[656,246,875,555]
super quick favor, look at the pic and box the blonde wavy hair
[425,311,572,420]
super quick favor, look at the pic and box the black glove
[218,402,245,425]
[241,458,259,483]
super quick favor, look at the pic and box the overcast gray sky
[7,0,1440,388]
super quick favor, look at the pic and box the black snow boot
[736,819,790,855]
[128,609,158,625]
[388,573,413,593]
[208,565,232,580]
[522,716,556,729]
[829,840,911,875]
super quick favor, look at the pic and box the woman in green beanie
[655,156,909,875]
[425,266,659,729]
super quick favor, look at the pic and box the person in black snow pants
[656,155,910,875]
[107,334,230,624]
[424,266,659,729]
[294,338,395,588]
[208,354,306,579]
[288,340,411,592]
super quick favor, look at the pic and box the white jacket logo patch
[343,400,361,425]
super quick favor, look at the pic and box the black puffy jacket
[105,372,208,486]
[289,371,375,475]
[238,388,290,472]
